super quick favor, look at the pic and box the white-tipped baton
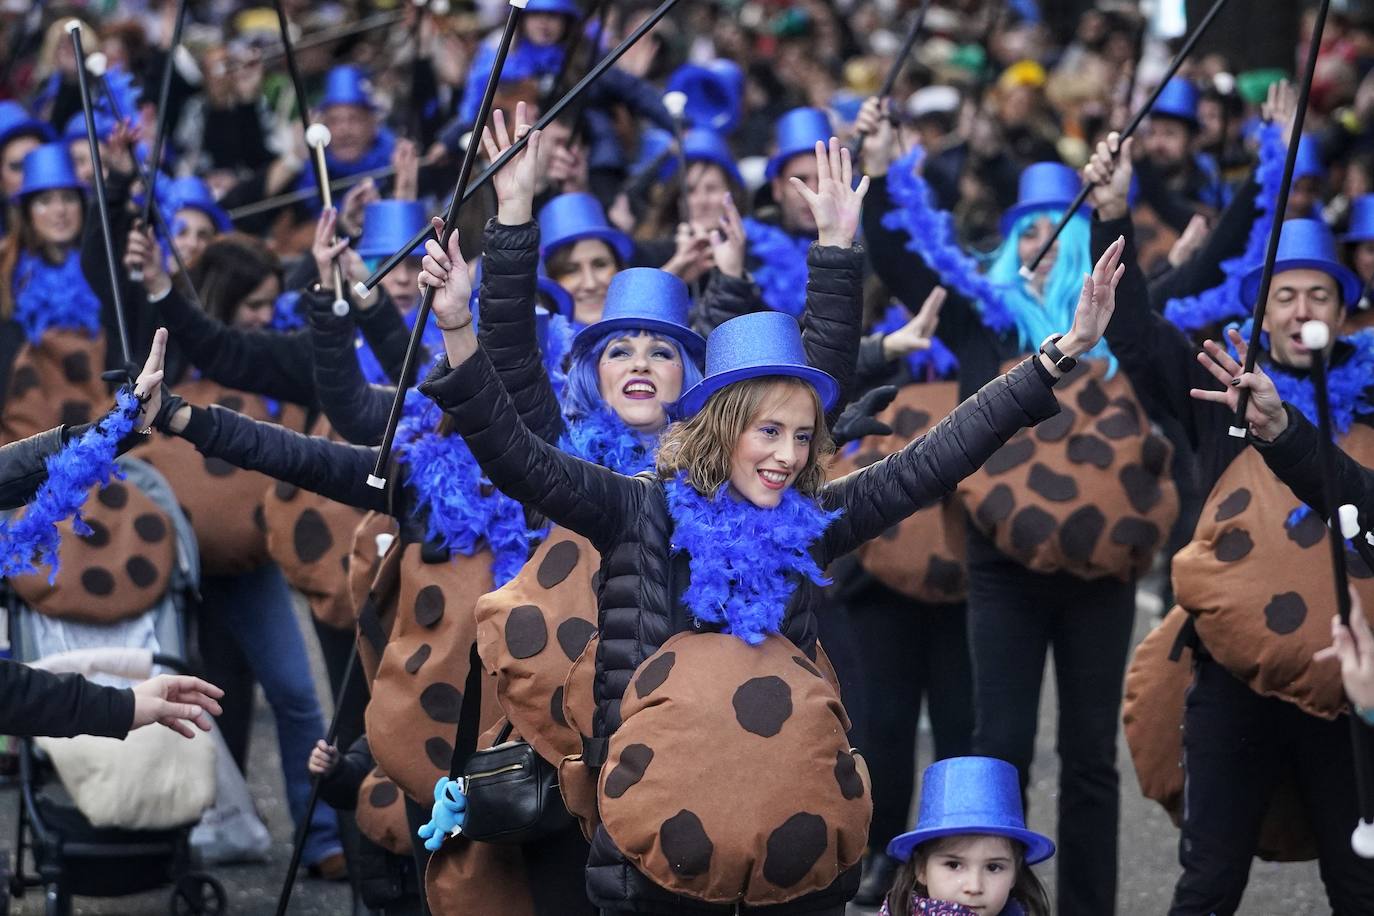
[305,123,351,317]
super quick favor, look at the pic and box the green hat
[1237,69,1288,105]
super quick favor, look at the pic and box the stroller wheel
[169,873,226,915]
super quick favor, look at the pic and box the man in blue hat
[296,66,396,215]
[1,100,55,203]
[1137,77,1231,227]
[1090,134,1374,915]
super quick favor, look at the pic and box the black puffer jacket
[420,346,1060,912]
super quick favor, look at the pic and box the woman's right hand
[854,96,897,178]
[709,192,747,279]
[481,102,542,226]
[124,225,171,299]
[312,208,350,291]
[418,217,474,332]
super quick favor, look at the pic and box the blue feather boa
[394,385,535,586]
[743,217,811,318]
[875,303,959,380]
[0,388,141,581]
[13,251,102,343]
[560,405,655,475]
[1165,124,1287,332]
[663,473,841,645]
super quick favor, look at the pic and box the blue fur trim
[881,146,1015,334]
[395,384,534,585]
[1164,123,1286,332]
[743,217,811,318]
[875,303,958,380]
[544,312,574,400]
[560,405,655,475]
[294,128,397,208]
[271,290,306,331]
[13,251,102,343]
[663,473,841,645]
[0,387,141,581]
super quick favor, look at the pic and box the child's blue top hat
[356,200,428,259]
[1294,133,1325,181]
[0,101,54,152]
[887,757,1055,865]
[666,60,745,134]
[165,176,232,233]
[319,65,376,111]
[62,110,117,145]
[525,0,581,17]
[1241,218,1361,307]
[16,143,83,200]
[1345,194,1374,244]
[678,311,837,416]
[538,192,634,262]
[766,107,832,181]
[1000,161,1082,237]
[1151,77,1200,128]
[571,268,706,362]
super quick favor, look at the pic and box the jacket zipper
[465,762,523,780]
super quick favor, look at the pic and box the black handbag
[448,644,574,845]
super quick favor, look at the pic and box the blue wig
[984,209,1117,376]
[563,328,704,421]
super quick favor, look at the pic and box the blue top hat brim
[766,147,813,182]
[0,118,54,151]
[572,316,706,363]
[1240,257,1363,307]
[174,200,232,233]
[543,227,634,264]
[887,822,1056,866]
[537,276,574,318]
[678,363,838,417]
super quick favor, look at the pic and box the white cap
[664,91,688,119]
[906,85,961,121]
[1341,505,1362,540]
[375,532,396,554]
[1353,820,1374,859]
[86,52,108,77]
[1301,320,1331,352]
[305,123,333,149]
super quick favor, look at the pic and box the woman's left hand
[418,217,473,331]
[1060,235,1125,358]
[134,328,168,431]
[792,137,869,249]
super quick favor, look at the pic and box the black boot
[854,851,899,907]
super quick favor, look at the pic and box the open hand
[133,327,168,430]
[882,287,946,361]
[709,193,747,278]
[1188,327,1288,440]
[1061,235,1126,358]
[130,672,224,738]
[481,102,542,225]
[1262,79,1299,149]
[792,138,869,249]
[312,207,351,290]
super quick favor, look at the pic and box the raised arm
[306,287,397,445]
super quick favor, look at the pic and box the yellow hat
[998,59,1047,91]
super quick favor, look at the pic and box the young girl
[884,757,1053,916]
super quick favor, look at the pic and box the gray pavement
[0,595,1331,914]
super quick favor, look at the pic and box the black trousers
[1169,654,1374,915]
[966,542,1136,916]
[849,582,973,848]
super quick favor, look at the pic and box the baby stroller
[2,457,225,915]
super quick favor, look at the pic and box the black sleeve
[690,269,764,338]
[1149,173,1261,310]
[1255,406,1374,525]
[476,218,567,445]
[0,659,135,739]
[354,291,413,385]
[821,357,1060,560]
[800,244,865,425]
[318,736,375,811]
[306,288,396,446]
[177,404,389,512]
[153,287,317,404]
[419,348,642,554]
[0,412,149,510]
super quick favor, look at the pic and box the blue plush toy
[417,776,467,852]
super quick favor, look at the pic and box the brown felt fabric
[355,766,412,857]
[957,359,1178,581]
[1123,606,1317,862]
[9,478,175,622]
[364,543,504,802]
[829,382,967,603]
[137,381,279,575]
[598,632,870,905]
[1,330,108,443]
[1173,431,1374,718]
[476,528,600,767]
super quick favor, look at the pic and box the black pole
[356,0,685,297]
[846,0,934,160]
[272,646,361,916]
[367,0,526,489]
[138,0,189,230]
[1304,322,1374,853]
[271,0,330,204]
[1020,0,1233,280]
[1229,0,1331,437]
[68,23,132,367]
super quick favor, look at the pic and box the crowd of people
[5,0,1374,914]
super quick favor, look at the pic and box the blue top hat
[537,273,574,318]
[681,128,743,186]
[1000,161,1082,236]
[666,60,745,134]
[1294,134,1324,182]
[1151,77,1200,128]
[320,65,376,111]
[16,143,83,200]
[1344,194,1374,244]
[571,268,706,362]
[164,176,232,233]
[887,757,1055,865]
[356,200,428,259]
[678,311,837,415]
[765,107,832,180]
[525,0,581,16]
[0,101,54,152]
[1241,218,1362,306]
[538,192,634,263]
